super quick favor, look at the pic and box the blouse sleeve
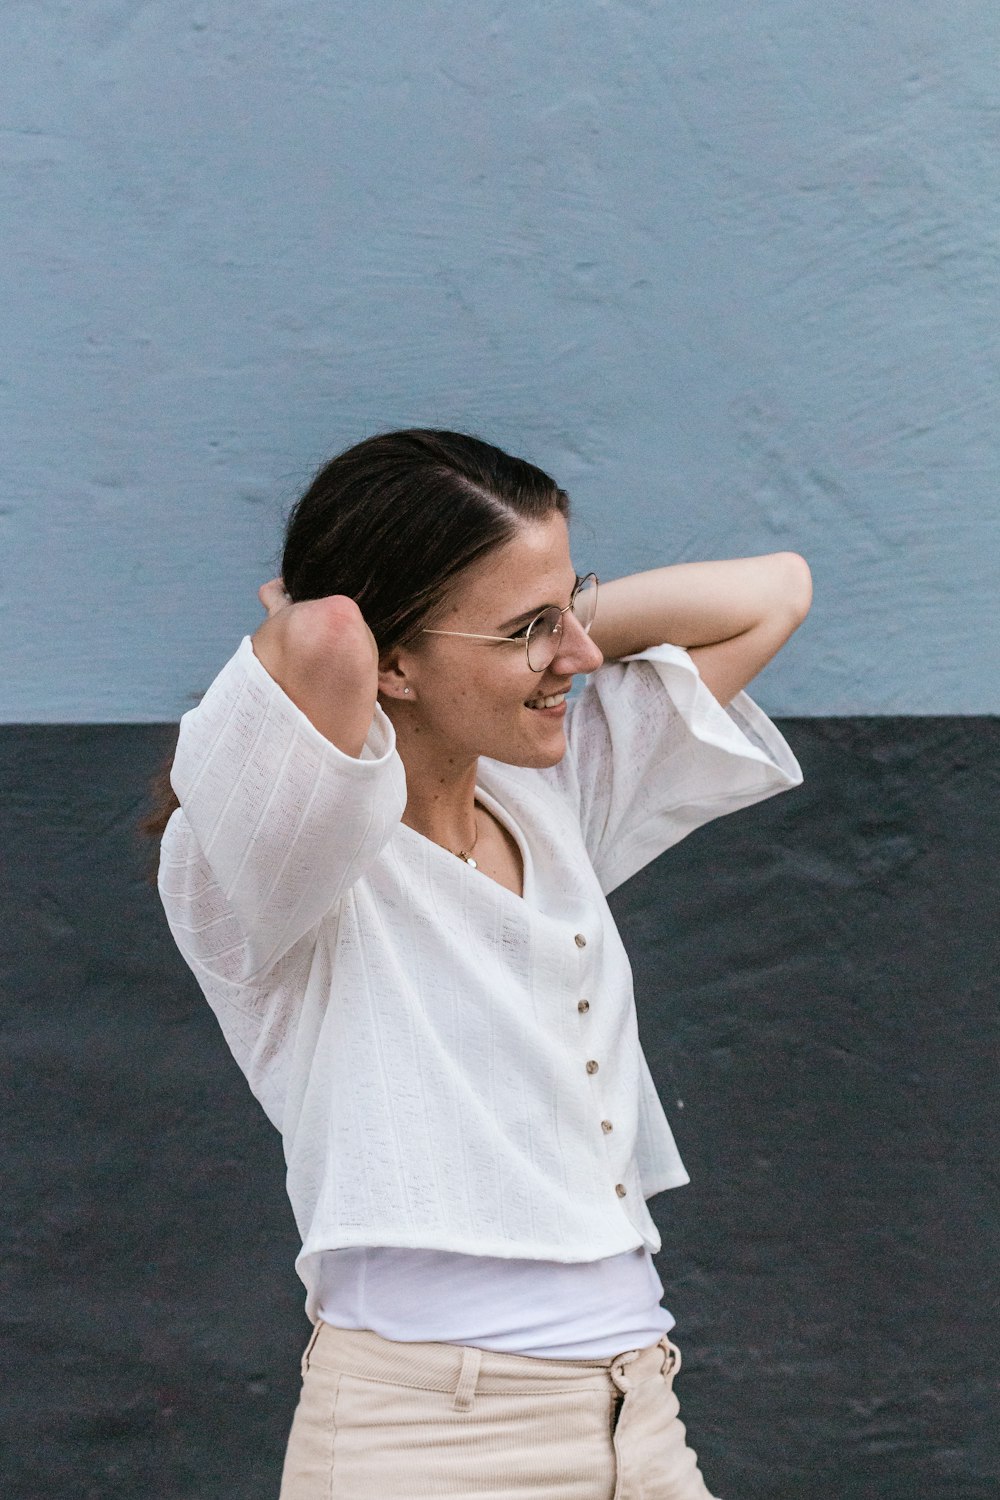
[551,641,803,895]
[157,635,408,984]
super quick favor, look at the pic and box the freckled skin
[254,513,603,889]
[381,512,603,774]
[368,513,605,892]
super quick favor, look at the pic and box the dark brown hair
[140,429,569,853]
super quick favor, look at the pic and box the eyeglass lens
[525,575,598,671]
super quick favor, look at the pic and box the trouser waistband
[303,1320,677,1403]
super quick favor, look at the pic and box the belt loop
[610,1347,641,1392]
[658,1335,681,1381]
[300,1319,324,1377]
[452,1346,482,1412]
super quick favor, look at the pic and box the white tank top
[315,1245,674,1358]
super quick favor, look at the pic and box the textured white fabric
[158,635,802,1321]
[316,1244,675,1358]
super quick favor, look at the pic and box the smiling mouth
[525,689,569,710]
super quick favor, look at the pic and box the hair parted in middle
[280,428,571,656]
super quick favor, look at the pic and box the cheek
[420,658,537,740]
[467,661,529,707]
[430,673,518,728]
[484,681,531,723]
[468,680,536,738]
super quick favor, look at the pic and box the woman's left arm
[588,552,813,707]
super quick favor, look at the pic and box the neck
[383,700,480,851]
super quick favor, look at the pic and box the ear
[377,653,413,701]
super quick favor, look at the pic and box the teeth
[526,692,567,710]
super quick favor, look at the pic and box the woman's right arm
[157,586,407,985]
[249,582,380,755]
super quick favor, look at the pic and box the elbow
[775,551,813,624]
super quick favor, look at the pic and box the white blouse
[158,634,802,1324]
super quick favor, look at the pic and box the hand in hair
[251,578,380,758]
[258,576,293,619]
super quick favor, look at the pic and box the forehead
[441,513,575,622]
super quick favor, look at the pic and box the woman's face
[384,511,604,769]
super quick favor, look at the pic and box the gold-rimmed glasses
[422,573,599,673]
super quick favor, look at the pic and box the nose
[553,612,604,675]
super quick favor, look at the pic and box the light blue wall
[5,1,998,719]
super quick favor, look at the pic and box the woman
[154,428,810,1499]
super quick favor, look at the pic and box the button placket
[573,926,620,1202]
[575,931,600,1080]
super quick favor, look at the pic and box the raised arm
[160,581,405,983]
[587,552,813,706]
[252,578,380,755]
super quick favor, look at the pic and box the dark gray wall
[2,722,997,1498]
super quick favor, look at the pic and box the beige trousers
[279,1321,720,1499]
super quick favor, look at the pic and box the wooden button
[615,1183,627,1197]
[585,1060,599,1075]
[574,933,587,948]
[577,999,590,1013]
[601,1120,613,1133]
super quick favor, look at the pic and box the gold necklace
[454,805,482,869]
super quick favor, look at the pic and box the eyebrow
[496,576,580,633]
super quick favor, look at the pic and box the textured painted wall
[3,723,997,1496]
[4,1,999,720]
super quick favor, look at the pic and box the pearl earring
[403,686,410,695]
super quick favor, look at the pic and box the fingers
[258,577,291,618]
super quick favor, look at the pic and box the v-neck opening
[472,782,535,906]
[395,785,536,909]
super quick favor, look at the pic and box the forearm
[588,551,813,706]
[589,552,813,660]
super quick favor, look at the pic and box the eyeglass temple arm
[422,579,597,645]
[421,629,521,643]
